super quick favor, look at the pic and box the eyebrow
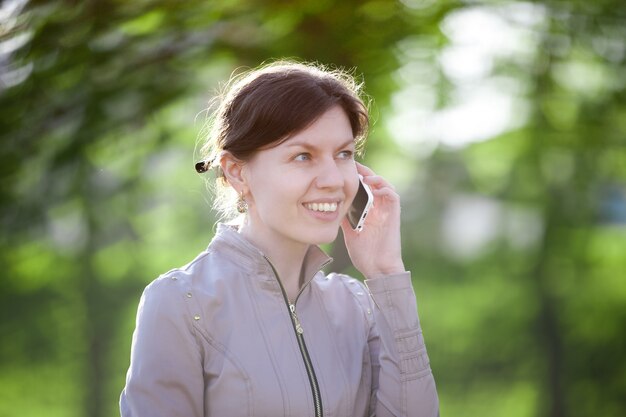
[285,138,356,151]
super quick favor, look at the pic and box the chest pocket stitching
[243,274,295,417]
[194,325,254,417]
[337,274,378,416]
[311,281,358,417]
[180,275,252,416]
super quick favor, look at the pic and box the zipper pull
[289,303,304,334]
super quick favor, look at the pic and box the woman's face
[242,105,359,249]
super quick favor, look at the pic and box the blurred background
[1,0,625,416]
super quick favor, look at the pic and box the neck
[239,219,310,301]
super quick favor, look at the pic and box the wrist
[363,262,406,279]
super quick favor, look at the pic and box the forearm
[366,272,439,417]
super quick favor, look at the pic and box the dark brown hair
[197,61,370,217]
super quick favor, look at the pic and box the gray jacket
[120,223,439,416]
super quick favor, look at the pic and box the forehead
[280,106,354,148]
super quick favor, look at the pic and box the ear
[219,151,247,193]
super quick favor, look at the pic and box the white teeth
[306,202,338,212]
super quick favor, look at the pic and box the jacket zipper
[265,257,329,417]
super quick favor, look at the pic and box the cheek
[250,175,306,209]
[345,172,360,204]
[348,180,359,201]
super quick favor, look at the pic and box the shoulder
[314,272,375,322]
[149,246,244,293]
[137,270,193,325]
[321,272,369,296]
[139,245,249,321]
[137,249,219,312]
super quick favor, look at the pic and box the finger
[371,187,400,203]
[362,175,396,191]
[356,162,376,177]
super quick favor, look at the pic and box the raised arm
[342,163,439,416]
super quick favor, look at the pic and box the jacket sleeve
[120,277,205,417]
[365,272,439,417]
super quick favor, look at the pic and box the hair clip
[195,161,209,173]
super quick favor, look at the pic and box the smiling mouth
[304,202,338,212]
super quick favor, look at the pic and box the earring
[236,191,248,214]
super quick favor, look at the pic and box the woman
[120,61,439,417]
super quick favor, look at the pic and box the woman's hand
[341,163,405,279]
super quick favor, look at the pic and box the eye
[294,153,311,161]
[337,150,354,160]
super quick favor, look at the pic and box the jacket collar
[209,223,333,286]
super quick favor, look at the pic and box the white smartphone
[347,175,374,232]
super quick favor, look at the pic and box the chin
[304,226,341,246]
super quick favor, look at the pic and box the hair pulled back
[198,60,370,219]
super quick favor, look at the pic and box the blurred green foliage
[1,0,625,416]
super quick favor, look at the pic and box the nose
[315,158,345,189]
